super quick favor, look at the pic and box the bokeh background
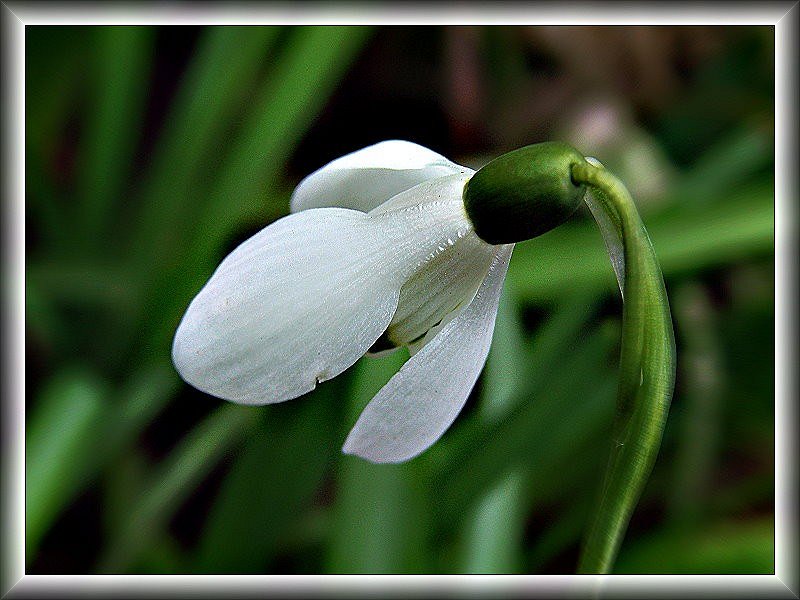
[25,25,774,574]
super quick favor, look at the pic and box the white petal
[386,229,496,347]
[367,226,495,354]
[290,140,470,213]
[173,209,398,405]
[342,244,514,463]
[173,173,476,406]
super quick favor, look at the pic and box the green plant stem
[571,162,676,574]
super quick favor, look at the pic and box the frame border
[3,2,797,598]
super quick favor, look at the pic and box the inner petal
[385,230,496,347]
[359,172,495,353]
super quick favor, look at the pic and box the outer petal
[290,140,469,213]
[173,208,400,405]
[173,173,475,406]
[342,244,514,463]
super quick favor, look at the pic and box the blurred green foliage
[25,25,774,574]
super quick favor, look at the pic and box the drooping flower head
[172,140,589,463]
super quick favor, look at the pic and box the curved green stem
[571,161,676,574]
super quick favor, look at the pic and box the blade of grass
[326,353,429,574]
[76,26,155,244]
[97,404,258,572]
[133,26,281,259]
[666,284,724,526]
[526,452,601,572]
[102,449,149,539]
[457,469,526,574]
[192,26,375,247]
[478,286,528,422]
[193,384,344,574]
[440,374,617,573]
[420,294,597,476]
[25,364,179,561]
[107,364,182,454]
[669,126,773,205]
[453,295,598,575]
[26,368,108,559]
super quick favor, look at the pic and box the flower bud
[463,142,590,244]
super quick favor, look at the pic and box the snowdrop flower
[172,140,590,463]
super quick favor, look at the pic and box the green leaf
[457,469,526,574]
[614,519,774,574]
[26,364,179,563]
[479,285,528,422]
[194,26,375,240]
[432,327,617,536]
[456,295,603,575]
[133,26,281,260]
[102,449,149,537]
[26,368,108,558]
[422,295,596,477]
[194,385,344,573]
[325,353,429,574]
[669,127,773,206]
[76,26,155,243]
[526,460,599,572]
[97,404,259,572]
[106,364,182,458]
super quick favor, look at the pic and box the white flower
[172,140,513,463]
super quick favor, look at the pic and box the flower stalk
[570,161,676,574]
